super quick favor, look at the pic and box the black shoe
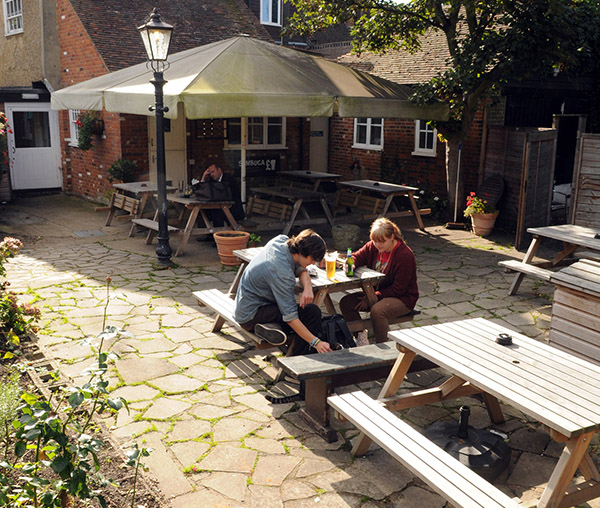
[254,323,287,346]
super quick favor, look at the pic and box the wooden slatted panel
[389,318,600,436]
[248,196,292,220]
[549,261,600,365]
[498,259,552,281]
[572,134,600,229]
[112,193,140,215]
[335,190,384,214]
[328,391,521,508]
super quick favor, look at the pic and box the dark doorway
[553,115,585,185]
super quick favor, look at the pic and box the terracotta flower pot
[470,211,499,237]
[213,231,250,266]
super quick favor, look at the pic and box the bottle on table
[345,248,354,276]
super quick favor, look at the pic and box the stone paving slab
[4,194,597,508]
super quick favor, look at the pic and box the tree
[287,0,599,218]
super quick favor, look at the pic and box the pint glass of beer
[325,252,337,279]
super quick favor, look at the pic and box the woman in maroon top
[340,217,418,344]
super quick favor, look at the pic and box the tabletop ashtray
[496,333,513,346]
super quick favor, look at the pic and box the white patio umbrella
[52,36,448,201]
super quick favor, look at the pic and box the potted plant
[464,191,499,236]
[108,158,136,183]
[76,112,104,150]
[213,231,250,266]
[248,233,262,248]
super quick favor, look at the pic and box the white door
[5,103,62,189]
[148,103,187,186]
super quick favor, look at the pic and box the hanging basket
[470,212,499,237]
[213,231,250,266]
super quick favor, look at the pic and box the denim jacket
[233,235,304,324]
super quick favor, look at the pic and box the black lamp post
[138,8,174,266]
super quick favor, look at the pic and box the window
[353,118,383,150]
[69,110,80,147]
[225,117,286,149]
[413,119,437,156]
[3,0,23,35]
[260,0,281,26]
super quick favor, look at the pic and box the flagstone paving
[2,194,599,508]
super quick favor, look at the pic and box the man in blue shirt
[234,230,332,356]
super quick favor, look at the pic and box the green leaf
[24,428,42,440]
[14,441,27,457]
[50,455,70,473]
[68,391,84,408]
[106,398,123,411]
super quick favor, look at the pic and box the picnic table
[246,186,335,235]
[131,194,240,257]
[500,224,600,295]
[231,247,383,317]
[277,170,342,192]
[332,318,600,508]
[335,179,430,230]
[105,181,176,232]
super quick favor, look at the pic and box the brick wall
[328,112,484,198]
[56,0,149,202]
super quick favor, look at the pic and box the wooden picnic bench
[193,288,296,353]
[333,318,600,508]
[329,390,521,508]
[277,339,434,442]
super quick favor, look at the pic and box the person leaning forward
[233,229,332,356]
[200,163,244,226]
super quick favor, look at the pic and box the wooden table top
[278,170,342,181]
[113,181,176,194]
[250,186,328,201]
[167,194,233,206]
[339,180,418,194]
[233,247,384,291]
[388,317,600,437]
[527,224,600,251]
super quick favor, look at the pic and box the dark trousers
[241,303,322,356]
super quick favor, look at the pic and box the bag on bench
[193,180,232,201]
[321,314,355,350]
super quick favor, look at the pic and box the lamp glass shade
[138,10,173,61]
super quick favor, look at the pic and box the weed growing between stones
[0,276,156,508]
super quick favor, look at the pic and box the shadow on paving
[1,193,567,507]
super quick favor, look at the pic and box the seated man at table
[340,217,418,345]
[196,164,244,234]
[233,229,332,360]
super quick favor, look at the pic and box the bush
[107,158,136,183]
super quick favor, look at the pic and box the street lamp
[138,8,174,266]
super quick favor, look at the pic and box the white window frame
[68,109,80,147]
[3,0,23,35]
[413,119,437,157]
[260,0,282,26]
[353,118,383,150]
[225,117,286,150]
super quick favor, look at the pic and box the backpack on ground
[320,314,356,350]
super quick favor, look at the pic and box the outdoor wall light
[138,8,173,266]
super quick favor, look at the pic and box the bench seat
[193,288,294,351]
[499,259,552,281]
[278,342,436,442]
[328,390,521,508]
[130,218,180,243]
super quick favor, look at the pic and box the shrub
[107,158,136,183]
